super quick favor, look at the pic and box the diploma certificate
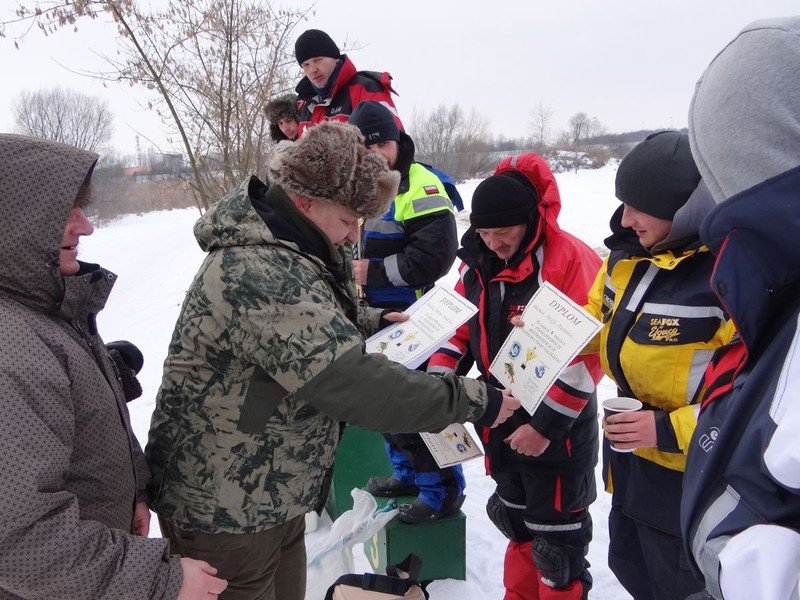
[365,286,483,466]
[365,286,477,369]
[489,282,602,416]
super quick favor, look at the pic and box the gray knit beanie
[268,121,400,219]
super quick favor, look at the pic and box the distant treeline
[587,128,689,146]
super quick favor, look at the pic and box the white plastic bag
[305,489,398,600]
[305,511,320,533]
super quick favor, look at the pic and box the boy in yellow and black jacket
[584,131,735,600]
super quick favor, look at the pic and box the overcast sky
[2,0,797,157]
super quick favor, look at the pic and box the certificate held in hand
[365,286,477,369]
[489,282,602,416]
[365,286,483,467]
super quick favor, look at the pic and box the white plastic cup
[602,397,643,453]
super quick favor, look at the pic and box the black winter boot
[366,475,419,497]
[397,495,465,524]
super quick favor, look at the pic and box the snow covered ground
[86,162,632,598]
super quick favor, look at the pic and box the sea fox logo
[649,317,680,343]
[698,427,719,452]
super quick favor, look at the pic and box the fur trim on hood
[267,121,400,219]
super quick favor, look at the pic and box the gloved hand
[106,340,144,374]
[106,340,144,401]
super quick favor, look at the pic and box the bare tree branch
[3,0,313,209]
[410,104,493,180]
[528,102,554,150]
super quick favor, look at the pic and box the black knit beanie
[615,130,701,220]
[348,101,400,147]
[470,172,539,228]
[295,29,340,65]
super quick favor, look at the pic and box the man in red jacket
[428,154,603,600]
[293,29,401,136]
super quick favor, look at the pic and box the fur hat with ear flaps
[268,121,400,219]
[264,94,299,124]
[265,94,300,142]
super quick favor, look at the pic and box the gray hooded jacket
[0,135,181,599]
[681,17,800,600]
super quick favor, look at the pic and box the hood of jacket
[459,152,562,273]
[689,18,800,205]
[395,131,415,193]
[194,177,276,251]
[0,134,98,313]
[689,17,800,351]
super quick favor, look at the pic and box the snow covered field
[86,163,631,598]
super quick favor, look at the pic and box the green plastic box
[364,496,467,581]
[325,425,393,519]
[323,425,467,581]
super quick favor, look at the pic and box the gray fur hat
[265,94,299,124]
[265,94,299,142]
[268,121,400,219]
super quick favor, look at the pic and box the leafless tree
[3,0,311,209]
[12,87,114,152]
[410,104,493,180]
[528,102,554,151]
[568,111,606,146]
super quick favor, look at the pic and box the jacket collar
[252,182,347,281]
[395,132,415,194]
[702,164,800,351]
[458,217,543,283]
[56,262,115,322]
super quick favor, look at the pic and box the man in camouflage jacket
[146,122,516,600]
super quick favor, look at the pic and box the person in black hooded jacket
[348,101,461,523]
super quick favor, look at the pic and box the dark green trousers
[159,515,306,600]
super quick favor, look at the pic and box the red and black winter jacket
[428,153,604,472]
[295,55,401,137]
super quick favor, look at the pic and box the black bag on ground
[324,553,430,599]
